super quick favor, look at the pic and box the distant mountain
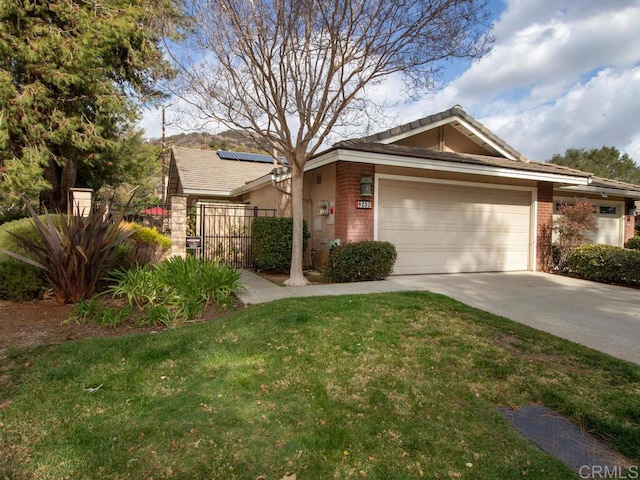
[153,130,272,154]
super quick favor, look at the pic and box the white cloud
[417,0,640,162]
[137,0,640,165]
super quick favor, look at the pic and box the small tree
[553,198,598,269]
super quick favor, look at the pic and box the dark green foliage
[326,241,397,282]
[106,256,242,325]
[625,236,640,250]
[549,146,640,184]
[0,215,57,300]
[252,217,310,272]
[566,244,640,287]
[0,203,134,303]
[0,0,182,210]
[0,260,44,301]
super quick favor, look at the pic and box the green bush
[565,244,640,287]
[0,215,54,300]
[625,236,640,250]
[106,256,242,326]
[116,222,172,267]
[252,217,310,272]
[326,241,397,282]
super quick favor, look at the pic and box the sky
[140,0,640,163]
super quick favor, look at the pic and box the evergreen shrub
[624,236,640,250]
[566,244,640,287]
[0,215,53,300]
[326,241,397,282]
[252,217,310,272]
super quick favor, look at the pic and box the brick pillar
[536,182,554,271]
[624,214,636,246]
[170,194,187,258]
[335,162,375,243]
[622,200,636,245]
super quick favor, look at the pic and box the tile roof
[330,141,591,179]
[354,105,529,162]
[589,176,640,193]
[169,146,276,196]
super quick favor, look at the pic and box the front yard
[1,292,638,479]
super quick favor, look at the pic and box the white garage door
[377,178,533,274]
[553,198,624,247]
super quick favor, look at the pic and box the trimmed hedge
[625,236,640,250]
[566,244,640,287]
[326,241,397,282]
[252,217,310,272]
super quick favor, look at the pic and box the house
[168,106,640,274]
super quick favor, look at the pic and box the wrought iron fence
[187,204,276,268]
[103,203,171,235]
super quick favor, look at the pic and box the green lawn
[1,292,638,479]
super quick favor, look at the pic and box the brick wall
[335,162,375,243]
[536,182,554,271]
[624,213,636,245]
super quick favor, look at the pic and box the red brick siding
[536,182,554,271]
[335,162,375,243]
[624,210,635,245]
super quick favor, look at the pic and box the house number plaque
[356,200,373,209]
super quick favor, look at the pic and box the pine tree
[0,0,181,211]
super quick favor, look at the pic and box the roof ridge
[348,105,528,163]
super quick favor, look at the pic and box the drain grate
[499,405,636,478]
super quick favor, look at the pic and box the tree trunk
[42,159,77,211]
[285,167,309,286]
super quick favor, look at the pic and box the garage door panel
[378,179,532,274]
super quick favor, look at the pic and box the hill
[153,130,271,154]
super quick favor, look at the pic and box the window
[599,206,617,215]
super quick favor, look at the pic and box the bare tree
[170,0,492,285]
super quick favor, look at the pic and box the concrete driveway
[239,270,640,364]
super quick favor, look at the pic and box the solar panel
[217,150,287,164]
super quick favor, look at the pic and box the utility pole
[161,106,167,204]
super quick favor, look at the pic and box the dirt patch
[0,299,168,352]
[256,270,329,286]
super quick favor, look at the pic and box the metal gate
[187,204,276,268]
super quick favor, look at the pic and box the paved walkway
[238,270,640,365]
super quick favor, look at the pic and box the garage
[376,176,534,274]
[553,197,625,247]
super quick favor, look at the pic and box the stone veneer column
[335,161,375,243]
[536,182,554,271]
[170,194,187,258]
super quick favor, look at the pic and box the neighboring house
[168,106,640,274]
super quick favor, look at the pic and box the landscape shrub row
[565,244,640,287]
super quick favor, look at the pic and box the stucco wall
[303,164,337,268]
[246,181,292,217]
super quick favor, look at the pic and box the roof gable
[355,105,528,162]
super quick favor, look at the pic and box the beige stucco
[396,125,489,156]
[303,164,337,268]
[245,181,292,217]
